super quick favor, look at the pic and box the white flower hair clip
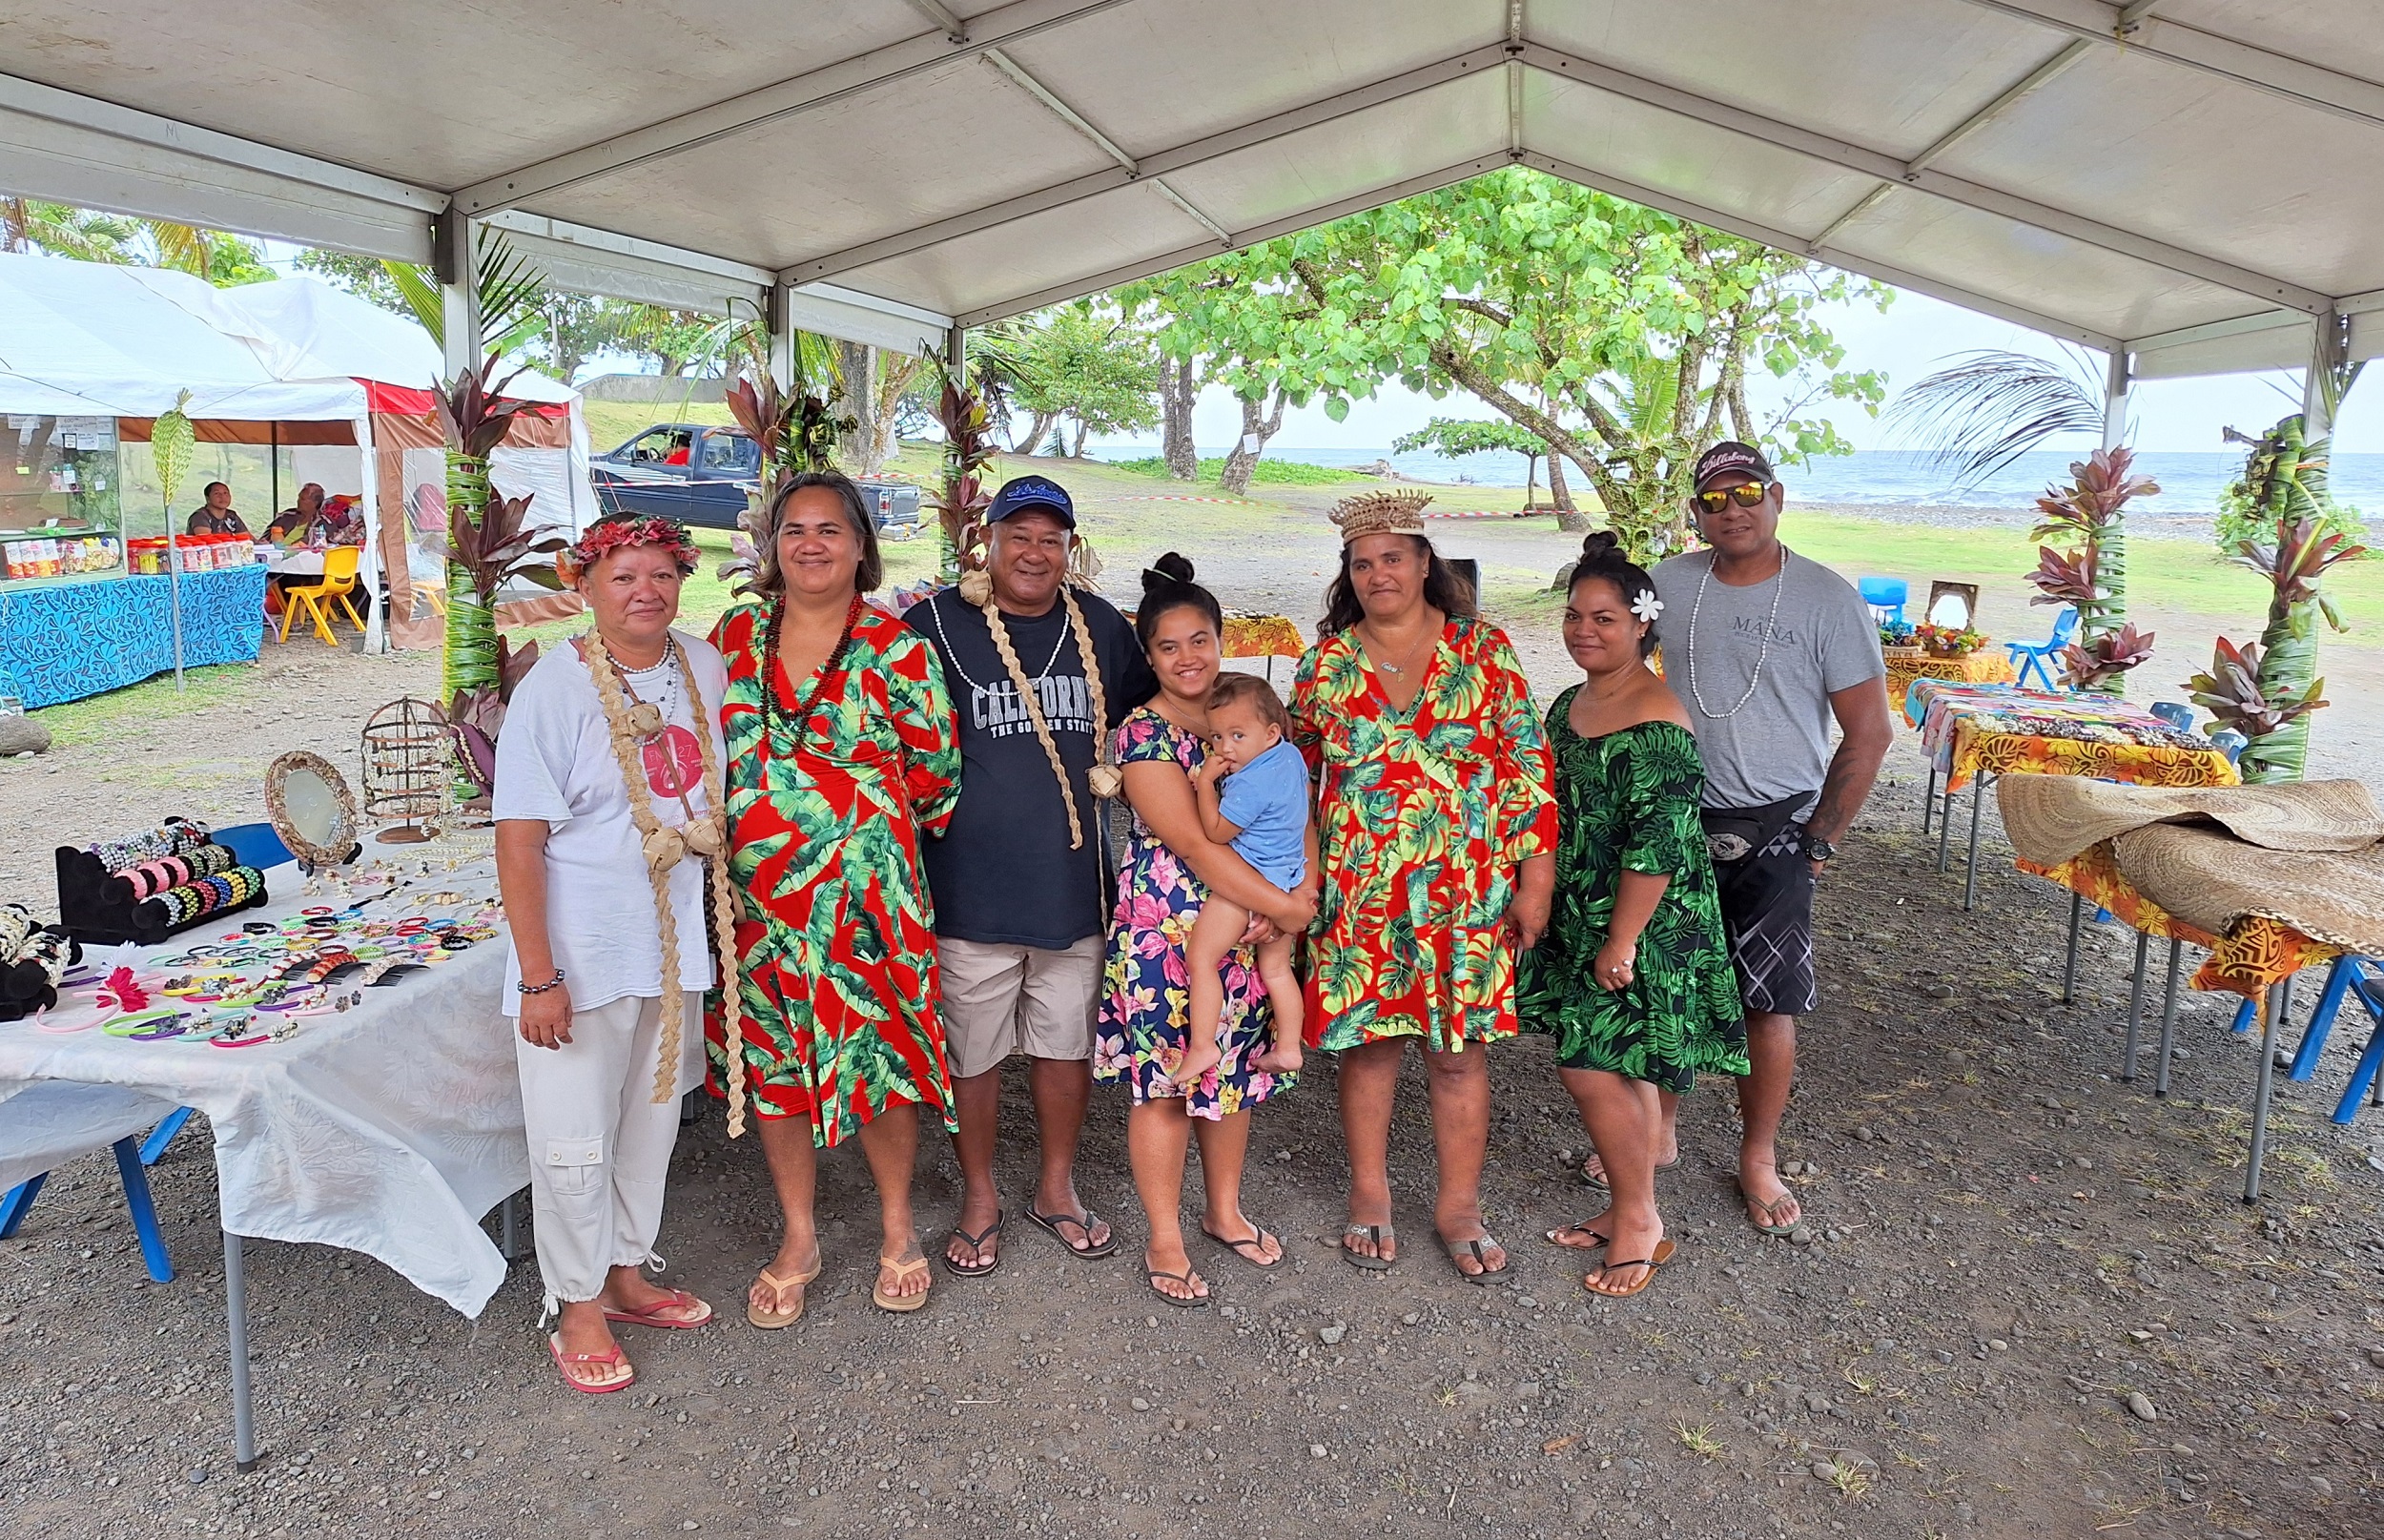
[1630,590,1664,623]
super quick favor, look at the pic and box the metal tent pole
[224,1229,259,1469]
[166,517,187,689]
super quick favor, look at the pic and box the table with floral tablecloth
[1222,613,1306,659]
[1907,680,2236,795]
[1888,648,2016,725]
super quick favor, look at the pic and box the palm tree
[2,198,217,275]
[1885,348,2107,487]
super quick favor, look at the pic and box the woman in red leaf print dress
[708,473,961,1326]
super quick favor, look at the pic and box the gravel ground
[5,739,2383,1540]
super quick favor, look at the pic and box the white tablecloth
[0,858,526,1315]
[255,547,324,577]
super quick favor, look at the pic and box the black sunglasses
[1693,482,1773,516]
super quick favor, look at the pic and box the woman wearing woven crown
[495,512,741,1392]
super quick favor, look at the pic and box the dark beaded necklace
[761,591,864,757]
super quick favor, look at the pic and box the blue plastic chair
[213,821,293,870]
[0,1083,187,1283]
[2209,729,2248,765]
[1859,576,1907,625]
[2148,702,2194,732]
[2005,606,2078,690]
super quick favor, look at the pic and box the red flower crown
[557,515,700,582]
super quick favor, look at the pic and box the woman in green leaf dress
[1518,533,1749,1299]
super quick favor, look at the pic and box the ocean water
[1090,444,2384,514]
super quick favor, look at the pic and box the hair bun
[1579,530,1622,563]
[1141,552,1197,593]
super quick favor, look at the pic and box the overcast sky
[1113,286,2376,457]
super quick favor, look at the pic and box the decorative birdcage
[360,696,454,844]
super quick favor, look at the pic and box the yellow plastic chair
[415,575,449,622]
[277,546,365,646]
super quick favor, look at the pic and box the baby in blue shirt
[1182,672,1311,1090]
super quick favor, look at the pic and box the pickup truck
[588,423,923,538]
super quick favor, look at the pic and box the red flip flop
[548,1334,635,1393]
[601,1286,713,1329]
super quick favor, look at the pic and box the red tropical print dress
[708,601,961,1147]
[1290,615,1556,1052]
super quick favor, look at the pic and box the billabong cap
[1692,441,1776,492]
[986,474,1076,528]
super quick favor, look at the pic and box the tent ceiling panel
[1933,46,2384,300]
[519,52,1115,274]
[1157,75,1507,235]
[1522,72,1879,240]
[828,180,1217,319]
[1530,0,2058,155]
[2086,0,2384,113]
[0,1,928,191]
[989,0,1499,159]
[1832,189,2261,342]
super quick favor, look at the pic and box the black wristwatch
[1798,830,1838,864]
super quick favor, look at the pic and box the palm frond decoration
[928,341,999,580]
[2062,622,2155,690]
[383,229,548,353]
[2186,637,2327,744]
[1885,348,2104,487]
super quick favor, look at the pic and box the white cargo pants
[513,994,703,1314]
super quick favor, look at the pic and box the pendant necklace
[930,592,1071,692]
[1362,618,1436,677]
[1685,544,1791,720]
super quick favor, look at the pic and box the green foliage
[1392,418,1547,459]
[3,199,271,284]
[1120,167,1885,560]
[2023,447,2158,691]
[976,302,1161,452]
[1105,455,1367,484]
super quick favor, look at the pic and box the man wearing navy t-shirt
[907,475,1155,1276]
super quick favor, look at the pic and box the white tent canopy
[2,1,2379,401]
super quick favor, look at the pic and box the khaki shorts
[937,935,1102,1079]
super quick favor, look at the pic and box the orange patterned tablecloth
[1223,614,1306,659]
[2017,844,2338,996]
[1890,650,2015,725]
[1910,680,2238,795]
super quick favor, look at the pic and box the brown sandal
[873,1254,932,1313]
[746,1258,821,1330]
[1584,1239,1676,1299]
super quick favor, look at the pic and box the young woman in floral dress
[1518,533,1750,1298]
[1291,492,1556,1283]
[709,471,961,1324]
[1096,555,1318,1306]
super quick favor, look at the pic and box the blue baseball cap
[985,474,1076,528]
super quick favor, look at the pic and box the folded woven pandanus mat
[1996,775,2384,868]
[2110,823,2384,960]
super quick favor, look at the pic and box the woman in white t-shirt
[494,512,737,1394]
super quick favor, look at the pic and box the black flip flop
[1341,1222,1395,1272]
[1025,1205,1119,1260]
[1147,1266,1210,1308]
[942,1212,1002,1278]
[1200,1222,1282,1268]
[1442,1233,1511,1285]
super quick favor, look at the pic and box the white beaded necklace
[1683,544,1791,721]
[929,591,1073,693]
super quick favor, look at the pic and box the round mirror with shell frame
[265,749,361,869]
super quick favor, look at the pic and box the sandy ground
[3,481,2381,1540]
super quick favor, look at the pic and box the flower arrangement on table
[1914,623,1988,658]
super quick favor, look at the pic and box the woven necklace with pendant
[761,593,864,760]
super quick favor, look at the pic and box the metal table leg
[2245,979,2288,1204]
[224,1229,259,1470]
[1935,782,1956,873]
[1962,773,1990,911]
[2062,892,2086,1005]
[2120,930,2149,1080]
[1922,764,1937,838]
[2152,938,2184,1099]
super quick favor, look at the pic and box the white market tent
[2,0,2379,430]
[0,257,597,647]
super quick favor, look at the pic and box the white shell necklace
[930,591,1072,693]
[1684,544,1790,720]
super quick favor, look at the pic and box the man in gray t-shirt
[1640,441,1893,1241]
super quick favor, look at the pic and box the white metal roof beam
[2125,309,2305,354]
[1957,0,2384,131]
[452,0,1135,216]
[0,70,443,215]
[1514,42,2331,313]
[780,44,1507,285]
[981,46,1232,248]
[1519,150,2125,352]
[955,154,1510,327]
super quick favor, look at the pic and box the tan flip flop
[873,1254,932,1313]
[1584,1238,1676,1299]
[746,1258,821,1330]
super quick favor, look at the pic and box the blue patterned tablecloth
[0,566,268,708]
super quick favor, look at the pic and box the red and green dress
[709,600,962,1146]
[1291,615,1557,1052]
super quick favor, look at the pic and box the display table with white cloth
[0,852,524,1467]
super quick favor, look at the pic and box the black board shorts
[1711,822,1819,1017]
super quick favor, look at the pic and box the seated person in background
[265,483,328,545]
[663,433,693,466]
[319,494,364,544]
[185,482,248,537]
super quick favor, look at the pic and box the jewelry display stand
[360,697,451,845]
[55,840,270,947]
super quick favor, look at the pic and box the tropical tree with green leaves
[5,199,272,284]
[1124,167,1883,553]
[973,302,1161,459]
[1393,418,1553,507]
[2189,415,2369,781]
